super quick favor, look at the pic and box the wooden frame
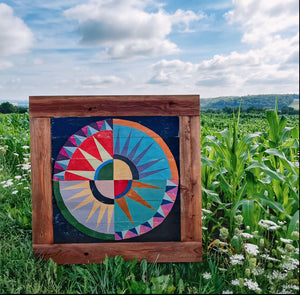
[30,95,202,264]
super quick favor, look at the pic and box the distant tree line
[0,102,28,114]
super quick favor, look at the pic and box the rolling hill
[200,94,299,110]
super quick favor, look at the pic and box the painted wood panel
[30,95,202,263]
[51,117,180,243]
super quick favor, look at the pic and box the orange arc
[114,119,179,179]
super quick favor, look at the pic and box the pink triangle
[97,121,104,131]
[53,176,61,181]
[166,192,177,202]
[60,148,70,158]
[68,135,78,146]
[167,187,178,195]
[139,224,152,235]
[125,230,137,239]
[115,233,122,240]
[54,162,64,170]
[162,203,173,217]
[81,126,88,136]
[153,217,164,228]
[169,179,179,185]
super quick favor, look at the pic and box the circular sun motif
[53,119,179,240]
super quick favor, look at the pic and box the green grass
[0,111,299,294]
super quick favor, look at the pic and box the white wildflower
[222,291,233,294]
[22,145,30,149]
[230,254,244,265]
[240,232,254,239]
[280,258,299,271]
[277,246,285,254]
[24,187,29,190]
[275,289,293,294]
[231,279,240,286]
[244,243,259,256]
[280,238,293,244]
[202,226,208,230]
[260,254,280,262]
[3,180,13,188]
[278,220,287,225]
[202,209,212,214]
[14,175,22,180]
[258,219,280,230]
[267,270,288,280]
[20,163,31,170]
[13,152,19,156]
[12,190,18,194]
[252,267,264,276]
[282,284,299,291]
[244,278,261,292]
[202,272,212,279]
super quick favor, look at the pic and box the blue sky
[0,0,298,102]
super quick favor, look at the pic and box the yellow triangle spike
[67,189,90,200]
[79,148,103,170]
[96,205,108,228]
[106,205,114,231]
[85,201,101,223]
[93,136,112,163]
[72,195,94,211]
[62,181,89,190]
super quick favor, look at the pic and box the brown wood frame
[30,95,202,264]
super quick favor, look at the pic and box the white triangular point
[163,192,174,203]
[157,206,165,218]
[78,148,103,170]
[167,179,178,186]
[54,171,65,180]
[87,126,99,137]
[64,146,77,157]
[122,230,127,238]
[101,121,112,131]
[74,135,86,146]
[93,137,112,162]
[147,218,153,228]
[57,160,70,170]
[135,225,141,235]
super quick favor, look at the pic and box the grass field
[0,107,299,294]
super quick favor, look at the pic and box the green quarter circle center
[94,159,113,180]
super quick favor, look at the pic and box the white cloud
[80,75,124,88]
[64,0,204,59]
[148,0,299,96]
[0,3,34,55]
[224,0,299,45]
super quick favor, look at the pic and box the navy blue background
[51,116,180,243]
